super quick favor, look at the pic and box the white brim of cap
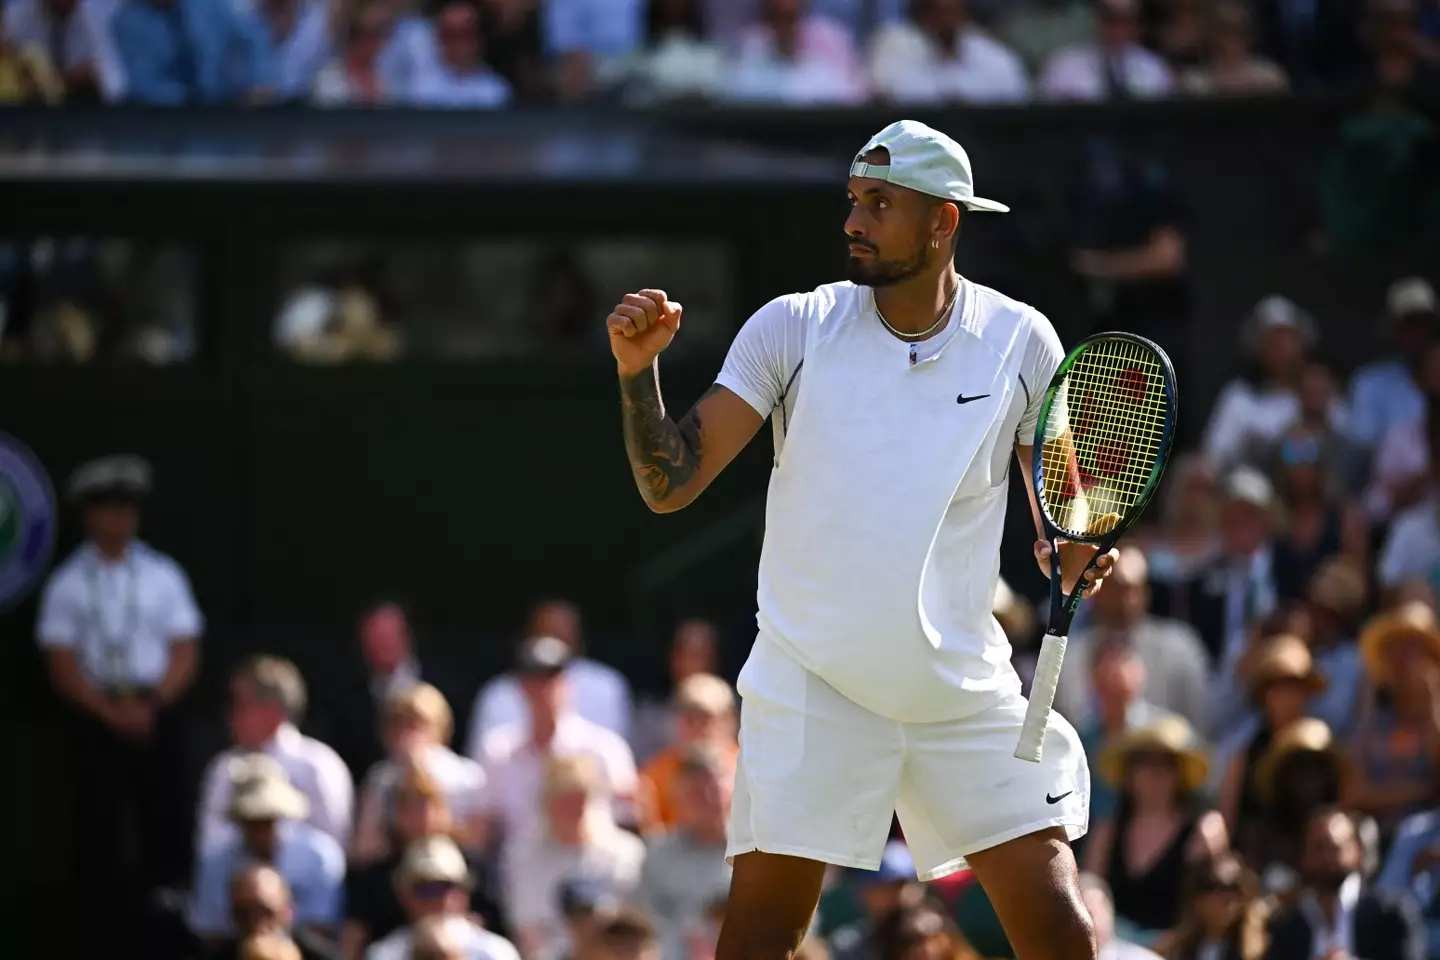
[961,197,1010,213]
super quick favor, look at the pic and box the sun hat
[1099,715,1210,792]
[227,755,310,823]
[1388,277,1437,319]
[396,835,473,889]
[851,120,1009,213]
[1245,634,1327,698]
[1253,717,1344,806]
[67,454,152,505]
[1359,601,1440,685]
[1241,296,1318,354]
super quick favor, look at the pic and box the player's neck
[872,267,961,339]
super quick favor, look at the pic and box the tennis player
[606,120,1118,960]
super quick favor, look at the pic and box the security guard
[35,454,203,896]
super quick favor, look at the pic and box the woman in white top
[867,0,1029,105]
[619,0,725,105]
[311,0,394,106]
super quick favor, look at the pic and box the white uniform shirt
[196,723,355,852]
[469,657,634,746]
[36,540,203,690]
[366,917,522,960]
[716,279,1064,722]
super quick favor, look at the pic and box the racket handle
[1015,633,1068,763]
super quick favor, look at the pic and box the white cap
[1242,295,1317,352]
[1388,277,1437,317]
[1223,465,1276,510]
[851,120,1009,214]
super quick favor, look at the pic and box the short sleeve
[715,294,808,419]
[1016,310,1065,444]
[35,570,81,649]
[160,562,204,640]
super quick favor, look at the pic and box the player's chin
[844,258,885,285]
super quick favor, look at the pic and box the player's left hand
[1034,540,1119,598]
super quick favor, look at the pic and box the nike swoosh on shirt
[1046,791,1073,804]
[956,394,991,405]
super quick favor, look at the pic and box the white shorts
[727,638,1090,881]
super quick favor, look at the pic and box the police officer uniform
[35,454,204,894]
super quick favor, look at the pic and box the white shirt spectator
[470,657,633,744]
[472,713,638,841]
[36,540,203,690]
[1040,43,1174,101]
[620,32,726,105]
[1,0,125,100]
[1379,498,1440,590]
[366,917,522,960]
[703,0,906,46]
[1365,417,1429,522]
[197,723,354,852]
[354,743,486,845]
[409,64,511,108]
[721,14,867,106]
[868,20,1029,104]
[1199,378,1353,472]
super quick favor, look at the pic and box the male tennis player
[606,120,1118,960]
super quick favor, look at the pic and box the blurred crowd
[2,0,1439,109]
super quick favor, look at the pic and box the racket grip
[1015,633,1068,763]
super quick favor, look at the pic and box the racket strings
[1039,338,1169,539]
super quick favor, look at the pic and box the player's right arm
[609,289,766,513]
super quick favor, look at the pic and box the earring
[931,240,940,249]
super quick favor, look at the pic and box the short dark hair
[591,908,659,954]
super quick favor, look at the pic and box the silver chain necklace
[873,280,961,341]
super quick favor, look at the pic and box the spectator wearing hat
[1057,547,1211,734]
[636,673,738,834]
[471,599,633,745]
[1345,602,1440,837]
[1040,0,1174,101]
[36,453,203,893]
[1158,852,1269,960]
[198,656,354,853]
[1304,559,1368,738]
[1085,716,1228,944]
[350,683,486,864]
[1242,718,1346,875]
[1265,807,1424,960]
[632,618,722,766]
[1364,340,1440,525]
[1078,873,1165,960]
[826,840,924,960]
[190,756,346,941]
[636,743,735,960]
[365,836,522,960]
[503,754,646,959]
[470,635,638,844]
[1349,277,1439,449]
[203,864,341,960]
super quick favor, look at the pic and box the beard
[844,242,930,287]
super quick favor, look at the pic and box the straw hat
[227,755,310,823]
[1307,559,1367,623]
[1099,715,1210,792]
[1245,634,1327,697]
[1360,601,1440,685]
[1252,717,1344,806]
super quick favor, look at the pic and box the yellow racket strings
[1039,338,1169,539]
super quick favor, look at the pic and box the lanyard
[85,551,140,691]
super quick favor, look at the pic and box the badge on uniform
[0,433,58,610]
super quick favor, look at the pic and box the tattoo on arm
[619,368,718,507]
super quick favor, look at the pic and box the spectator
[342,758,504,960]
[350,685,487,864]
[1267,424,1368,602]
[1270,362,1368,498]
[1057,547,1211,733]
[190,756,346,940]
[617,0,724,105]
[312,0,394,105]
[472,599,634,744]
[1303,559,1368,737]
[472,636,639,843]
[274,257,406,363]
[1181,1,1290,96]
[637,674,738,834]
[0,30,63,101]
[547,876,623,960]
[632,618,721,765]
[994,0,1096,76]
[869,901,979,960]
[867,0,1028,105]
[409,3,512,107]
[365,836,522,960]
[1348,277,1438,450]
[1085,716,1228,943]
[503,755,647,959]
[0,0,124,100]
[1079,872,1166,960]
[636,744,735,960]
[576,910,663,960]
[1265,807,1425,960]
[1366,340,1440,525]
[544,0,645,100]
[722,0,868,105]
[409,914,480,960]
[699,0,905,48]
[198,656,354,852]
[110,0,272,104]
[1348,0,1440,98]
[1138,455,1221,621]
[1377,428,1440,596]
[375,0,440,94]
[1245,718,1345,874]
[241,934,304,960]
[1251,0,1364,91]
[1156,853,1268,960]
[36,455,202,895]
[478,0,544,99]
[1376,803,1440,958]
[1346,602,1440,836]
[203,864,341,960]
[1202,296,1320,472]
[1040,0,1174,102]
[1146,0,1209,70]
[253,0,331,102]
[827,841,925,960]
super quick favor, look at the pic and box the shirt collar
[268,722,303,753]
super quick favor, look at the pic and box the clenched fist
[608,288,682,377]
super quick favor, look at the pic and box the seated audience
[312,0,395,105]
[546,876,623,960]
[1365,341,1440,525]
[1377,802,1440,958]
[198,656,354,853]
[869,901,979,960]
[994,0,1097,76]
[866,0,1028,104]
[0,0,123,101]
[1347,0,1440,99]
[202,864,340,960]
[409,3,512,108]
[1265,807,1425,960]
[1040,0,1173,102]
[636,744,734,960]
[1245,718,1346,874]
[631,619,721,765]
[503,755,647,958]
[1136,455,1221,622]
[1346,602,1440,837]
[1377,430,1440,598]
[254,0,331,102]
[471,599,633,744]
[1348,277,1437,451]
[1267,425,1368,602]
[190,757,346,941]
[722,0,867,105]
[1156,853,1268,960]
[365,836,522,960]
[1086,716,1228,944]
[1180,0,1289,96]
[111,0,272,104]
[1079,872,1166,960]
[637,674,737,834]
[575,910,663,960]
[617,0,724,105]
[1303,559,1367,737]
[826,840,924,960]
[351,685,486,863]
[544,0,645,100]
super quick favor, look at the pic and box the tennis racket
[1014,332,1179,763]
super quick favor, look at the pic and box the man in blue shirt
[110,0,273,104]
[1377,808,1440,958]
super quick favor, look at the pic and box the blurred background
[3,0,1440,959]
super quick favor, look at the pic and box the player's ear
[932,202,961,249]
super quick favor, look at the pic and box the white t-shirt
[1040,43,1174,102]
[868,22,1030,105]
[716,279,1064,722]
[366,916,522,960]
